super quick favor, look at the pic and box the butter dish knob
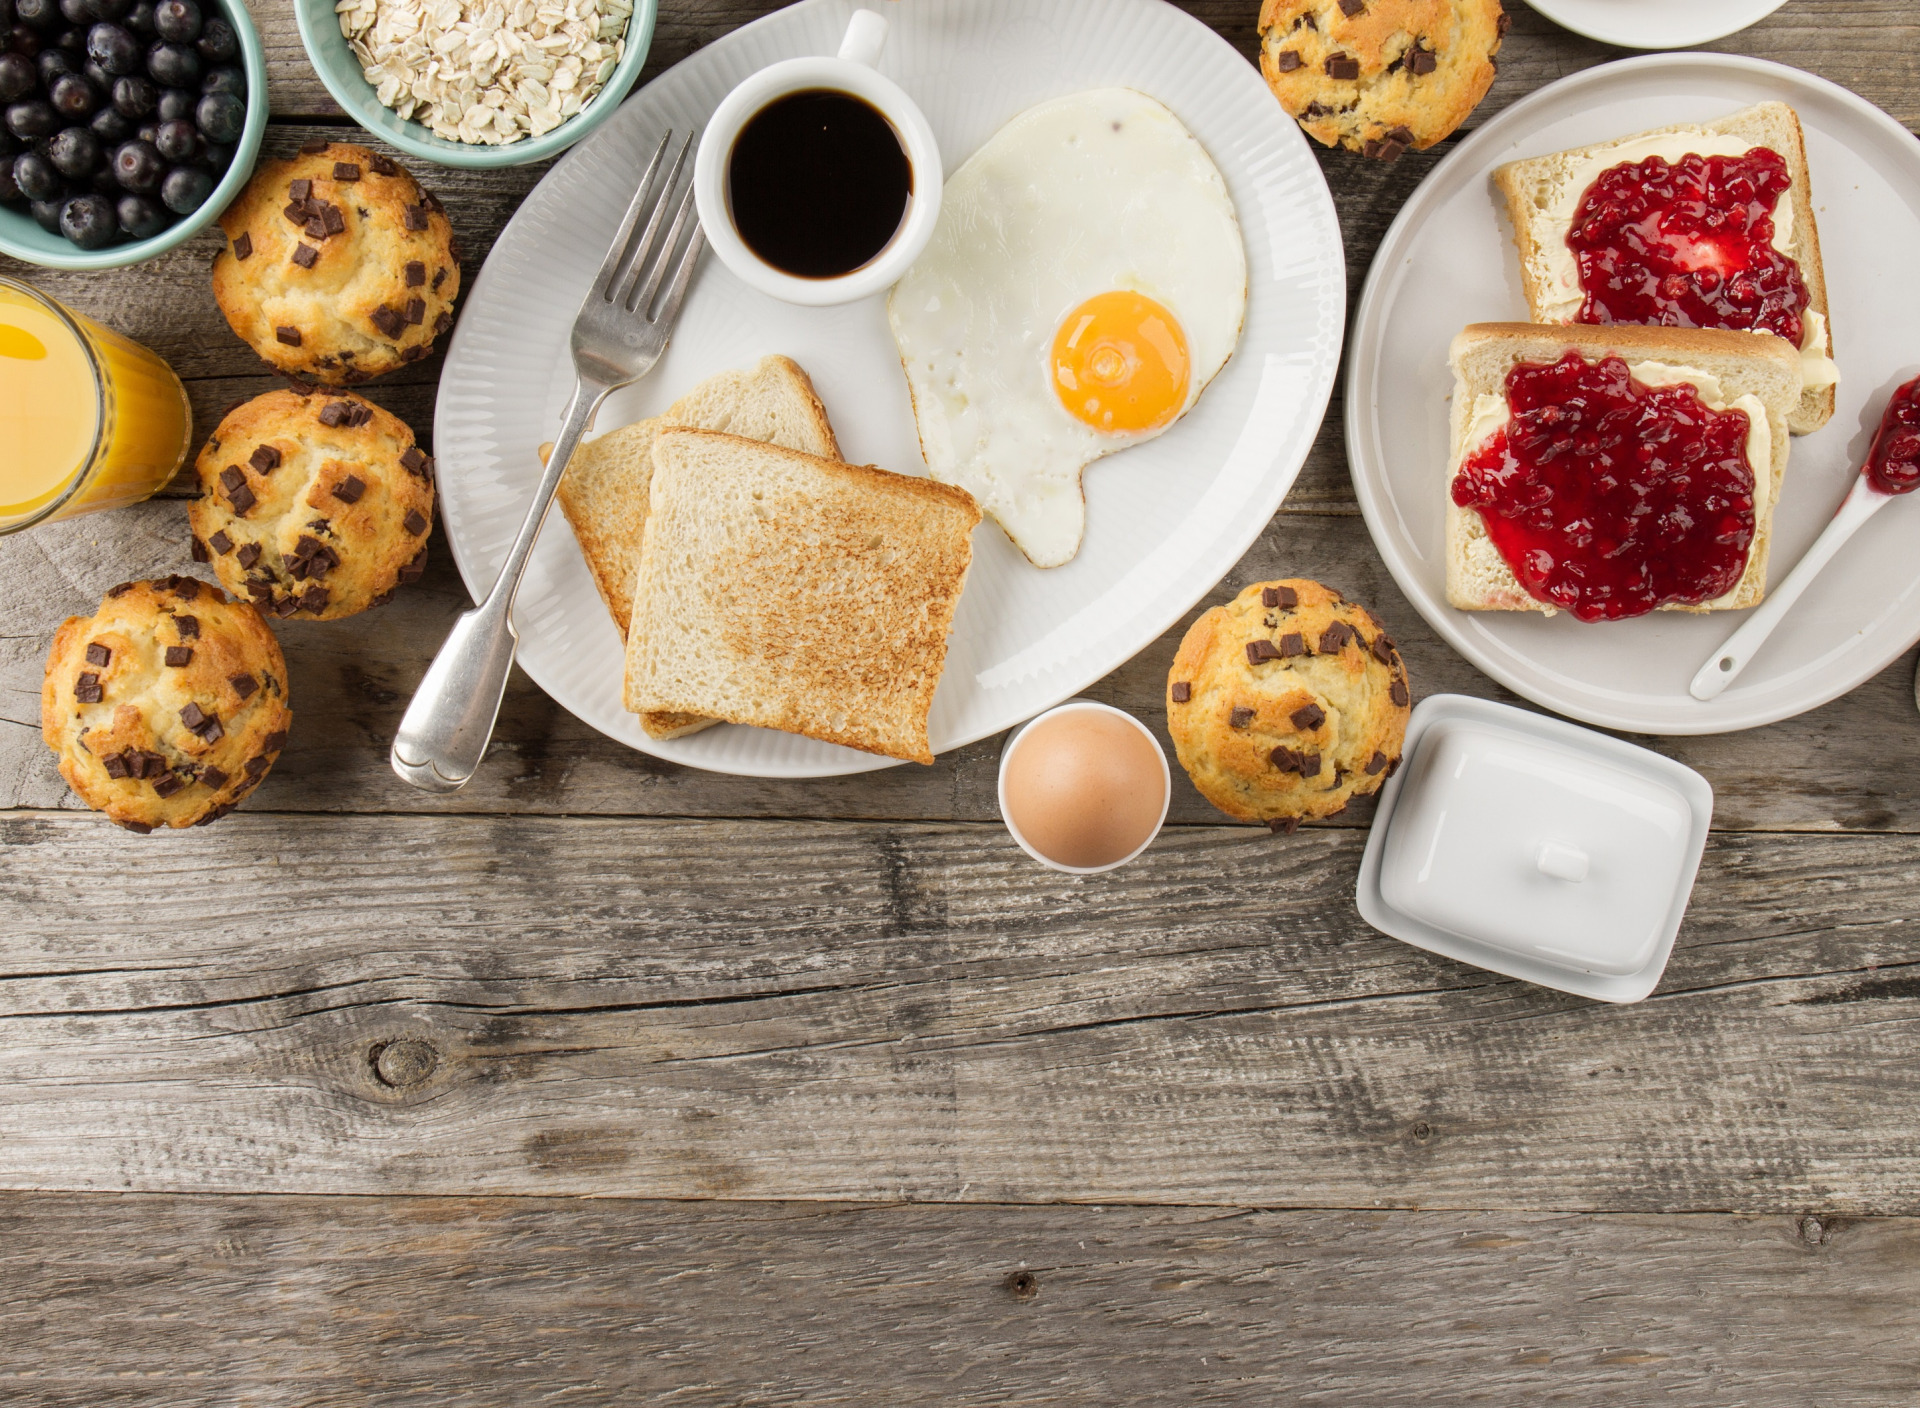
[1536,841,1589,884]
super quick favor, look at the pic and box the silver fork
[391,131,704,793]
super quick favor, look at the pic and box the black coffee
[727,88,913,279]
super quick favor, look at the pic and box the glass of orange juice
[0,275,193,535]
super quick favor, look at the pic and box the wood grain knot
[1003,1270,1039,1301]
[1411,1121,1432,1143]
[1799,1215,1832,1246]
[371,1039,439,1089]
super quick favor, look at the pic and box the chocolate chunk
[179,702,206,730]
[275,326,302,347]
[232,231,251,261]
[228,483,256,516]
[1365,137,1406,163]
[349,403,372,427]
[322,203,345,236]
[433,310,453,336]
[333,161,361,181]
[141,751,168,779]
[398,546,428,583]
[74,673,103,703]
[201,717,224,744]
[190,535,210,563]
[371,305,404,338]
[405,297,425,326]
[245,754,269,777]
[107,582,133,597]
[318,400,350,427]
[118,819,154,835]
[405,260,425,286]
[299,585,330,614]
[85,643,111,667]
[263,730,288,753]
[1265,585,1297,610]
[1319,622,1355,653]
[1300,753,1322,778]
[246,580,273,601]
[1268,816,1300,835]
[218,465,246,494]
[1496,11,1510,34]
[164,645,192,667]
[1170,681,1191,703]
[400,345,430,363]
[221,673,257,704]
[1388,126,1414,144]
[236,542,261,570]
[1387,755,1402,777]
[103,753,130,779]
[1269,746,1303,774]
[194,804,232,826]
[167,576,199,601]
[1229,706,1255,729]
[1291,703,1325,731]
[400,446,428,475]
[369,152,399,176]
[1338,0,1365,13]
[403,508,428,535]
[284,376,316,397]
[1278,633,1306,658]
[272,596,299,618]
[431,266,447,290]
[199,766,229,791]
[1246,640,1281,664]
[1274,50,1301,72]
[1390,679,1409,707]
[282,202,305,224]
[292,243,318,269]
[304,216,327,240]
[176,615,199,639]
[1326,54,1360,79]
[1365,750,1388,776]
[152,772,185,798]
[300,138,329,154]
[289,178,311,201]
[332,475,365,504]
[370,589,395,608]
[404,203,430,231]
[250,446,281,475]
[1407,49,1436,75]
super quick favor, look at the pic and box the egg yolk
[1051,290,1191,435]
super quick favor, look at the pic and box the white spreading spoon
[1691,376,1920,703]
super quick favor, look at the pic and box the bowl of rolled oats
[295,0,655,167]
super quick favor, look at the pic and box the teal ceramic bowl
[294,0,657,170]
[0,0,269,271]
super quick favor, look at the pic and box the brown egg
[1001,705,1169,870]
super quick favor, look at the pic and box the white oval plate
[1347,54,1920,736]
[434,0,1343,777]
[1524,0,1790,50]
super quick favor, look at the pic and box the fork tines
[593,130,704,324]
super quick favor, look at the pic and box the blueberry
[49,71,97,119]
[88,101,128,141]
[82,56,115,90]
[46,123,97,175]
[201,134,228,171]
[110,73,153,115]
[157,159,203,211]
[0,52,33,102]
[154,83,190,120]
[125,0,151,30]
[7,19,42,52]
[133,119,153,142]
[58,189,114,245]
[5,97,58,140]
[87,21,138,73]
[144,37,196,87]
[13,146,58,198]
[84,0,131,18]
[0,159,19,202]
[151,112,193,160]
[108,134,157,188]
[194,86,238,142]
[57,0,87,22]
[114,188,161,234]
[28,193,61,229]
[193,11,231,62]
[13,0,56,27]
[37,47,76,83]
[150,0,194,40]
[197,61,240,95]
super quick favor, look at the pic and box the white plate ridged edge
[434,0,1344,778]
[1524,0,1791,51]
[1346,53,1920,737]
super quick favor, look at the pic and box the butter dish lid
[1356,695,1713,1003]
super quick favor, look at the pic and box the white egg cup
[692,7,944,307]
[997,699,1172,876]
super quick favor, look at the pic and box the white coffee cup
[692,7,942,307]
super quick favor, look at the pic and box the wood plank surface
[3,815,1918,1210]
[4,1193,1916,1405]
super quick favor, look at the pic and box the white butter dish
[1356,695,1713,1003]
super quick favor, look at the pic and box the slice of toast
[551,355,840,740]
[1446,322,1804,616]
[623,430,981,764]
[1493,101,1833,434]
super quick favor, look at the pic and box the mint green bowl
[294,0,657,170]
[0,0,269,270]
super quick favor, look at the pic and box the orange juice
[0,277,192,533]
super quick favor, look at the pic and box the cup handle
[837,6,888,67]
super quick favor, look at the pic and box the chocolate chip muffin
[211,139,461,385]
[1167,579,1411,829]
[1257,0,1506,158]
[41,577,294,833]
[188,389,434,620]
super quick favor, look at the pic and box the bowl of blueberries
[0,0,265,268]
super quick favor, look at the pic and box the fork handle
[391,379,607,792]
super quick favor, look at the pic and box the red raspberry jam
[1450,352,1758,622]
[1866,375,1920,497]
[1568,148,1808,348]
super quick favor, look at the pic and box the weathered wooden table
[4,1,1919,1400]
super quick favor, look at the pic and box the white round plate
[1347,54,1920,736]
[434,0,1343,777]
[1524,0,1790,50]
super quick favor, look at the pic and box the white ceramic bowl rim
[996,700,1173,876]
[692,54,944,307]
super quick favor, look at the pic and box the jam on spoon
[1865,374,1920,496]
[1451,351,1758,622]
[1568,149,1808,345]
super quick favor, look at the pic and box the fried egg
[888,88,1248,568]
